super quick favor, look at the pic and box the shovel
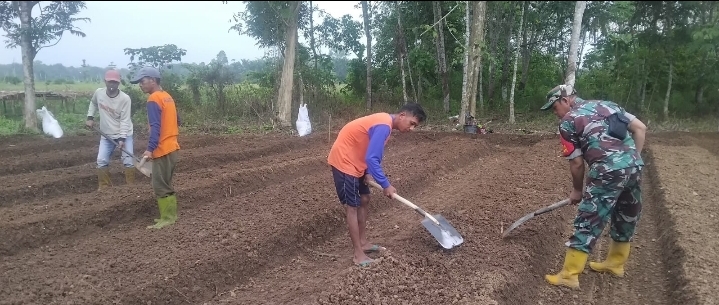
[502,198,570,238]
[91,126,152,178]
[367,180,464,250]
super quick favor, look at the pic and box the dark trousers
[152,150,178,198]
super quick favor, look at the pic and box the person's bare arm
[568,156,585,192]
[628,118,647,154]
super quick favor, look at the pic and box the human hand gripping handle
[569,189,582,205]
[363,176,396,198]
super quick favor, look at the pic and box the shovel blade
[421,214,464,249]
[135,159,152,178]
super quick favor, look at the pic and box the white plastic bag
[296,103,312,137]
[38,106,63,138]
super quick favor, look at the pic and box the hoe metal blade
[502,199,570,238]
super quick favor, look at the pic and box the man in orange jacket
[130,66,181,229]
[327,102,426,267]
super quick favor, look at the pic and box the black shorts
[331,166,370,208]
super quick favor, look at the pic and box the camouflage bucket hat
[540,84,576,110]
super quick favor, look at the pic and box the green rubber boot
[147,195,177,229]
[165,194,178,223]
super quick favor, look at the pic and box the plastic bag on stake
[38,106,64,138]
[296,103,312,137]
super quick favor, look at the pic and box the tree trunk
[277,1,300,128]
[396,3,409,104]
[486,12,498,105]
[309,1,318,70]
[18,1,38,131]
[518,1,529,91]
[640,57,647,112]
[459,0,472,126]
[576,29,587,78]
[398,49,409,104]
[663,62,672,121]
[509,2,524,124]
[298,72,304,105]
[478,61,484,111]
[469,1,487,118]
[564,1,586,87]
[433,1,450,112]
[396,6,417,103]
[519,28,537,90]
[694,53,708,107]
[361,1,372,109]
[499,5,515,103]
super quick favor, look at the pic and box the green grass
[2,80,716,137]
[0,111,88,136]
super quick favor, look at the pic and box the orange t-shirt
[327,113,394,188]
[146,91,180,158]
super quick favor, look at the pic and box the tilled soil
[647,132,719,305]
[0,130,714,305]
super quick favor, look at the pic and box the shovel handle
[366,180,441,225]
[92,126,141,162]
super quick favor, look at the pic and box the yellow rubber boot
[97,168,112,190]
[589,240,631,277]
[125,168,136,184]
[545,248,589,289]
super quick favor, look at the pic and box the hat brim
[540,100,555,111]
[129,77,142,84]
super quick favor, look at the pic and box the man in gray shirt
[85,69,135,189]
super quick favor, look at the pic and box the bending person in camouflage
[540,84,648,289]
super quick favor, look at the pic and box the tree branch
[267,1,289,28]
[35,34,63,54]
[419,2,460,37]
[34,3,63,34]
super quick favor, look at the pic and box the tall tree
[459,1,487,125]
[396,2,410,104]
[432,1,450,112]
[459,1,471,126]
[361,1,372,109]
[509,2,525,124]
[0,1,90,131]
[469,1,487,118]
[230,1,309,128]
[565,1,586,87]
[277,1,301,127]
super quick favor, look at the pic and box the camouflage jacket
[558,98,644,178]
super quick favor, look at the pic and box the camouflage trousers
[566,166,643,253]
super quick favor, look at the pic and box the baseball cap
[104,69,121,82]
[129,66,161,84]
[540,84,576,110]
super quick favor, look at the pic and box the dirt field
[0,130,716,305]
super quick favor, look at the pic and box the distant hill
[0,61,131,84]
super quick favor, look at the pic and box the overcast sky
[0,1,361,68]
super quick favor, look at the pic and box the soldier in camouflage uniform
[540,84,648,289]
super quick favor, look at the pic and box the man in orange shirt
[130,66,181,230]
[327,102,426,267]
